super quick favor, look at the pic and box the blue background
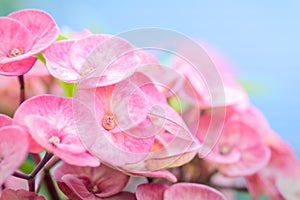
[1,1,300,156]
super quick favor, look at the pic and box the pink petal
[219,144,270,177]
[69,34,111,71]
[8,9,59,55]
[43,40,82,82]
[25,115,99,167]
[130,170,177,183]
[0,17,33,62]
[89,130,154,166]
[105,192,136,200]
[136,183,168,200]
[74,92,155,166]
[0,189,46,200]
[164,183,226,200]
[70,34,137,86]
[110,76,150,132]
[0,57,37,76]
[61,175,95,200]
[99,49,159,87]
[0,114,12,127]
[53,162,129,199]
[14,94,74,131]
[0,126,28,186]
[145,150,197,171]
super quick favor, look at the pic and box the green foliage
[57,80,77,97]
[36,53,46,65]
[56,34,68,41]
[236,191,270,200]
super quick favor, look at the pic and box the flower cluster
[0,9,300,200]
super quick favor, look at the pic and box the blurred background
[1,1,299,156]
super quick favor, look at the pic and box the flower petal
[43,40,82,82]
[8,9,59,55]
[136,183,168,200]
[53,162,129,199]
[0,126,28,186]
[164,183,226,200]
[0,189,46,200]
[25,115,99,167]
[0,57,37,76]
[0,17,33,63]
[0,114,12,127]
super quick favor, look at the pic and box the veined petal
[8,9,59,55]
[14,94,74,131]
[0,126,28,186]
[43,40,81,82]
[0,17,33,63]
[164,183,226,200]
[25,115,99,167]
[136,183,168,200]
[0,57,37,76]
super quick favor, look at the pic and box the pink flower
[52,162,135,200]
[43,34,158,85]
[169,43,248,109]
[0,9,59,76]
[0,189,45,200]
[0,114,29,187]
[197,106,270,177]
[75,71,199,180]
[136,183,226,200]
[246,130,300,200]
[13,95,99,167]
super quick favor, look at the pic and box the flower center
[80,66,94,76]
[48,136,61,146]
[8,48,24,58]
[219,144,232,155]
[91,185,99,193]
[102,113,117,130]
[0,156,3,163]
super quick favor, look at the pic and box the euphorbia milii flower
[246,130,300,200]
[43,34,158,85]
[13,95,99,167]
[0,9,59,76]
[0,114,28,187]
[136,183,226,200]
[197,106,271,177]
[74,71,199,180]
[52,162,135,200]
[169,44,249,109]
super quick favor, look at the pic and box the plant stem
[28,179,35,192]
[18,75,25,104]
[44,169,60,200]
[13,153,53,192]
[30,152,53,178]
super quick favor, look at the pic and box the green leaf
[56,34,68,41]
[36,53,46,65]
[19,158,35,174]
[57,79,77,97]
[167,95,189,113]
